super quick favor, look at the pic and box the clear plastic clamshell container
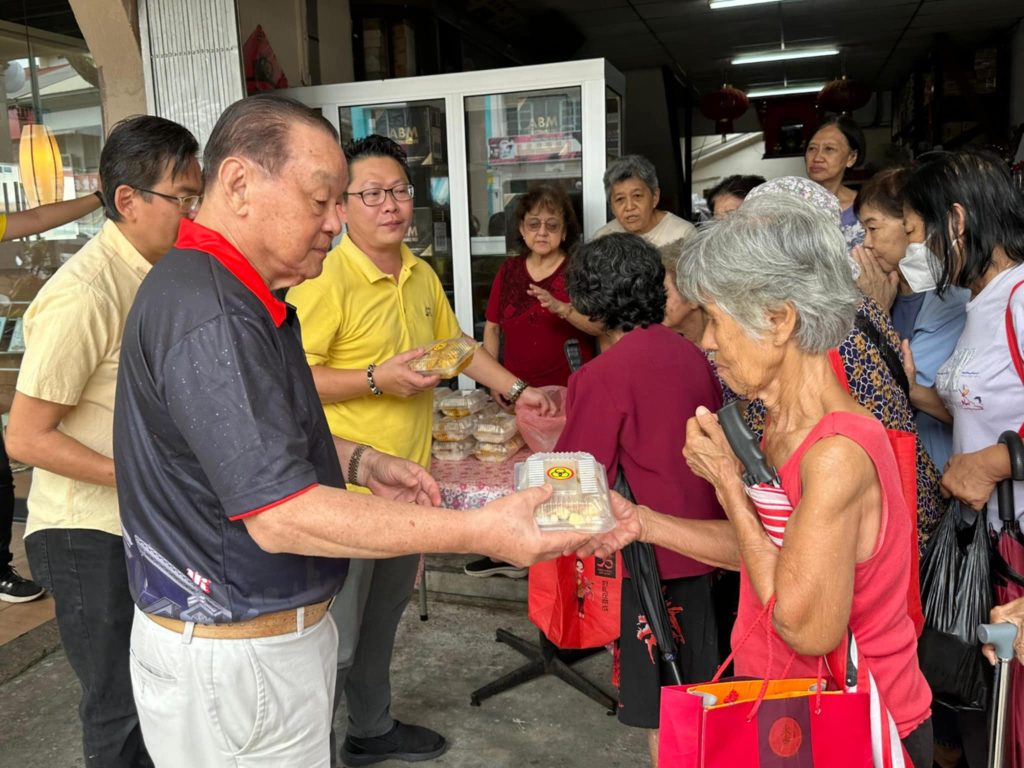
[433,386,454,410]
[473,412,518,443]
[433,414,479,442]
[410,338,479,378]
[473,433,525,462]
[432,436,476,461]
[515,452,615,533]
[439,388,491,418]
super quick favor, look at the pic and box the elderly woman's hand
[683,406,747,512]
[571,491,645,560]
[982,597,1024,666]
[941,448,1004,511]
[852,245,898,311]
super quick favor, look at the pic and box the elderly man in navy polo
[112,94,592,768]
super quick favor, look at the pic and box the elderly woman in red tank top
[594,193,933,767]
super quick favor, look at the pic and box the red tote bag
[527,553,622,649]
[659,600,910,768]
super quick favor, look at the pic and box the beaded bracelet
[366,363,383,397]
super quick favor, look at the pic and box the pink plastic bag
[515,385,567,453]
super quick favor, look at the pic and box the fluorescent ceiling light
[746,81,826,98]
[732,47,839,65]
[709,0,784,8]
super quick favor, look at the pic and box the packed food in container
[431,436,477,461]
[433,413,480,442]
[439,388,491,418]
[433,386,454,409]
[514,452,615,533]
[473,412,518,444]
[410,338,479,378]
[473,433,525,462]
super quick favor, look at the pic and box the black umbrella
[615,474,685,686]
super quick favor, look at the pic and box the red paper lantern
[817,76,871,115]
[700,85,749,135]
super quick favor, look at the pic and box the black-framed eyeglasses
[135,187,203,214]
[345,184,414,207]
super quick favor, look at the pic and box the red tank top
[731,411,931,737]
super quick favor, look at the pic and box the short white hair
[676,193,858,353]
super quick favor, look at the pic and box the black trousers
[0,432,15,571]
[25,528,152,768]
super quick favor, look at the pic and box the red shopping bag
[527,553,621,649]
[659,599,911,768]
[659,677,873,767]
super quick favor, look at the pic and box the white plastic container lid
[514,452,615,533]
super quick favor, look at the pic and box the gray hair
[603,154,659,198]
[676,194,857,353]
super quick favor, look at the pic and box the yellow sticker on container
[546,466,575,481]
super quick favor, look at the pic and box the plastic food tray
[473,413,518,443]
[433,387,454,409]
[432,436,477,461]
[410,338,479,378]
[514,452,615,533]
[473,434,525,462]
[433,414,479,442]
[439,388,491,418]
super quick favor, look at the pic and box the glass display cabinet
[286,59,624,351]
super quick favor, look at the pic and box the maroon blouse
[485,255,594,387]
[554,323,724,579]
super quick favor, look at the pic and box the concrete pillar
[68,0,147,129]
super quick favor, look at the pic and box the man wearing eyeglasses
[6,115,200,768]
[287,135,554,767]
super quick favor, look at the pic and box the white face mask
[900,242,940,293]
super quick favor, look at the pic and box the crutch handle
[978,622,1018,661]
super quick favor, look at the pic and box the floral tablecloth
[430,448,532,510]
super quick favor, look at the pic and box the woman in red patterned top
[482,184,600,390]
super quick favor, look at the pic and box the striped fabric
[744,483,793,548]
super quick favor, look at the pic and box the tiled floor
[0,470,54,647]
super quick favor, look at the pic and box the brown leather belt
[145,600,330,639]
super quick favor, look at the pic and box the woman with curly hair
[553,232,725,768]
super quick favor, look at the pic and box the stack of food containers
[472,411,525,462]
[432,389,491,461]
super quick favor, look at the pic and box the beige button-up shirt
[18,220,152,537]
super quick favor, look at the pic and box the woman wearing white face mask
[851,167,969,471]
[902,150,1024,527]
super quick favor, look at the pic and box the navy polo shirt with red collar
[114,218,348,623]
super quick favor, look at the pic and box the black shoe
[341,721,447,766]
[463,557,527,579]
[0,566,45,603]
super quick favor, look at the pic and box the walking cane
[977,621,1019,768]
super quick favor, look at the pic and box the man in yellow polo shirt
[0,192,104,605]
[6,116,201,768]
[288,134,552,768]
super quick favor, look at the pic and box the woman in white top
[901,149,1024,526]
[593,154,695,247]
